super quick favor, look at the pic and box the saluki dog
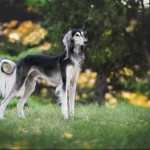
[0,29,87,119]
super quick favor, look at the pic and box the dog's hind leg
[0,69,28,119]
[17,74,36,118]
[0,87,18,119]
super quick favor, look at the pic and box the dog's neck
[64,44,85,66]
[70,44,85,65]
[73,45,82,54]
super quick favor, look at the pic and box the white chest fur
[66,59,81,83]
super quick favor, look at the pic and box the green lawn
[0,101,150,149]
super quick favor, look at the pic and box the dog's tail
[0,59,17,98]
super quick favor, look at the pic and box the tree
[0,0,150,101]
[37,0,150,100]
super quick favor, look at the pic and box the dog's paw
[63,115,69,120]
[0,108,4,119]
[0,117,6,120]
[18,115,26,119]
[62,110,69,120]
[69,111,74,118]
[18,112,26,119]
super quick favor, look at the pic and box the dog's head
[63,29,87,53]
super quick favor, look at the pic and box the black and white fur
[0,29,87,119]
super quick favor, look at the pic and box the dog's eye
[75,34,80,37]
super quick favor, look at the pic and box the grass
[0,100,150,149]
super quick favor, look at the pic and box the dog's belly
[29,69,62,86]
[47,72,62,86]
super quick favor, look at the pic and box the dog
[0,29,87,119]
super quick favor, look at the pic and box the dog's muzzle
[84,39,88,45]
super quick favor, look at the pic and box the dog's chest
[66,62,81,80]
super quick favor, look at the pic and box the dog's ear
[63,30,72,58]
[1,60,16,74]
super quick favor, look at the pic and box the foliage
[35,0,150,78]
[0,0,150,101]
[1,0,150,76]
[120,91,150,107]
[36,0,126,73]
[0,0,150,75]
[0,20,50,63]
[0,102,150,149]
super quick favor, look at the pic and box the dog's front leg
[68,83,77,117]
[60,66,74,119]
[68,71,80,117]
[61,88,68,119]
[68,84,76,117]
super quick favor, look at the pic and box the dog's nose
[84,41,87,45]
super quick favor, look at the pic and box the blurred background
[0,0,150,108]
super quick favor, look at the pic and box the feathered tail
[0,59,16,99]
